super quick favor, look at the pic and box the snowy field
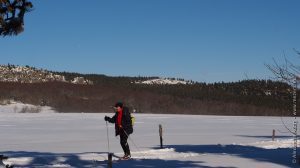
[0,103,299,168]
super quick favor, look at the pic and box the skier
[104,102,133,160]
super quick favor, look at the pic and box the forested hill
[0,65,298,116]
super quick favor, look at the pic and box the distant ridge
[0,64,93,85]
[0,64,297,116]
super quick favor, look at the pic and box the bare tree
[0,0,33,36]
[266,49,299,135]
[265,49,300,84]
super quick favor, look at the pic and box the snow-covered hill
[0,65,93,85]
[135,78,193,85]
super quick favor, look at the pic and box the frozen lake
[0,109,298,167]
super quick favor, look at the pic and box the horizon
[0,63,285,84]
[1,0,299,83]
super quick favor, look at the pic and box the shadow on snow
[2,151,102,168]
[163,144,296,168]
[3,142,297,168]
[1,151,233,168]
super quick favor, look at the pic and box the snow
[71,77,93,85]
[0,101,55,113]
[135,78,189,85]
[243,138,300,149]
[0,104,299,167]
[131,148,200,159]
[0,65,90,84]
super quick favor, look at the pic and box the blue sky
[1,0,300,83]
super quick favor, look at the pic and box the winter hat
[114,102,123,108]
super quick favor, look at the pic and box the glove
[104,116,110,121]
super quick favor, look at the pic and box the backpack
[131,114,135,126]
[122,107,134,134]
[125,107,135,126]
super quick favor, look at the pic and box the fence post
[272,129,275,141]
[108,153,112,168]
[159,124,163,149]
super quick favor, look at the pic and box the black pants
[120,131,130,155]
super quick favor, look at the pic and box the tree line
[0,70,297,116]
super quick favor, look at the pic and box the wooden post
[159,124,163,149]
[272,129,275,141]
[107,153,112,168]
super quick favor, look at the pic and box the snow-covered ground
[0,103,299,168]
[135,78,190,85]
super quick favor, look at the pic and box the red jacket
[107,106,133,136]
[117,107,123,127]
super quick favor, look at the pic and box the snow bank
[243,138,299,149]
[78,148,200,161]
[131,148,200,160]
[0,101,56,113]
[2,157,33,166]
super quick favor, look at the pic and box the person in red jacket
[105,102,133,159]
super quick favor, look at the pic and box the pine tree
[0,0,33,36]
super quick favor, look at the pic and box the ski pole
[121,127,147,159]
[106,121,113,168]
[106,121,111,154]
